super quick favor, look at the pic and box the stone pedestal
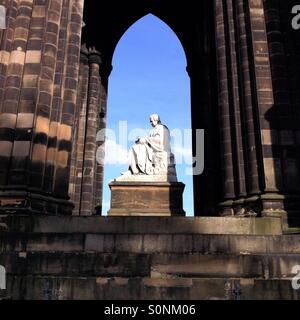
[108,181,185,216]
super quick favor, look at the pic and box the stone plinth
[108,181,185,216]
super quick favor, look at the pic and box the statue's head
[149,114,161,127]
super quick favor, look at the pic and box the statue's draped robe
[129,124,171,175]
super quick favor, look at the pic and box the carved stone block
[108,181,185,216]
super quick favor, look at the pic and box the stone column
[214,0,236,216]
[44,0,71,197]
[69,44,108,217]
[0,0,34,210]
[236,0,262,199]
[0,0,84,215]
[262,0,300,223]
[225,0,247,205]
[79,48,101,216]
[69,46,89,215]
[214,0,285,217]
[93,64,110,215]
[247,0,285,217]
[48,0,83,215]
[28,0,63,194]
[0,1,18,176]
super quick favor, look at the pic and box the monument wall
[0,0,299,223]
[0,0,300,301]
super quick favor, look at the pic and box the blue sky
[102,14,194,216]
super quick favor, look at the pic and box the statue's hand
[139,138,146,144]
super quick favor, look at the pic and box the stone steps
[5,275,300,300]
[1,252,300,279]
[1,215,300,300]
[3,215,283,235]
[1,232,300,254]
[150,253,300,279]
[0,252,151,277]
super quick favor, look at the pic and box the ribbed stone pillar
[68,44,108,216]
[69,46,89,215]
[214,0,236,216]
[93,64,110,215]
[28,0,63,193]
[214,0,285,217]
[0,0,84,214]
[225,0,247,205]
[79,49,102,216]
[0,0,34,210]
[0,1,19,187]
[52,0,84,214]
[44,0,71,196]
[5,0,34,186]
[262,0,300,222]
[247,0,285,217]
[236,0,262,198]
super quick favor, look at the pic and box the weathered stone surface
[0,0,298,222]
[0,252,151,277]
[0,0,300,301]
[1,215,300,300]
[108,182,185,216]
[2,232,300,255]
[4,215,283,235]
[5,275,300,300]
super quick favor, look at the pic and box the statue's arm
[145,126,164,151]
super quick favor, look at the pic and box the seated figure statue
[119,114,177,182]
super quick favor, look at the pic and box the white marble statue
[117,114,177,182]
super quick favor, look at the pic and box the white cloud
[96,139,129,165]
[105,140,129,165]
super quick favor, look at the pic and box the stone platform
[108,181,185,216]
[1,215,300,300]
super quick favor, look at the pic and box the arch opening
[73,0,221,217]
[102,14,194,215]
